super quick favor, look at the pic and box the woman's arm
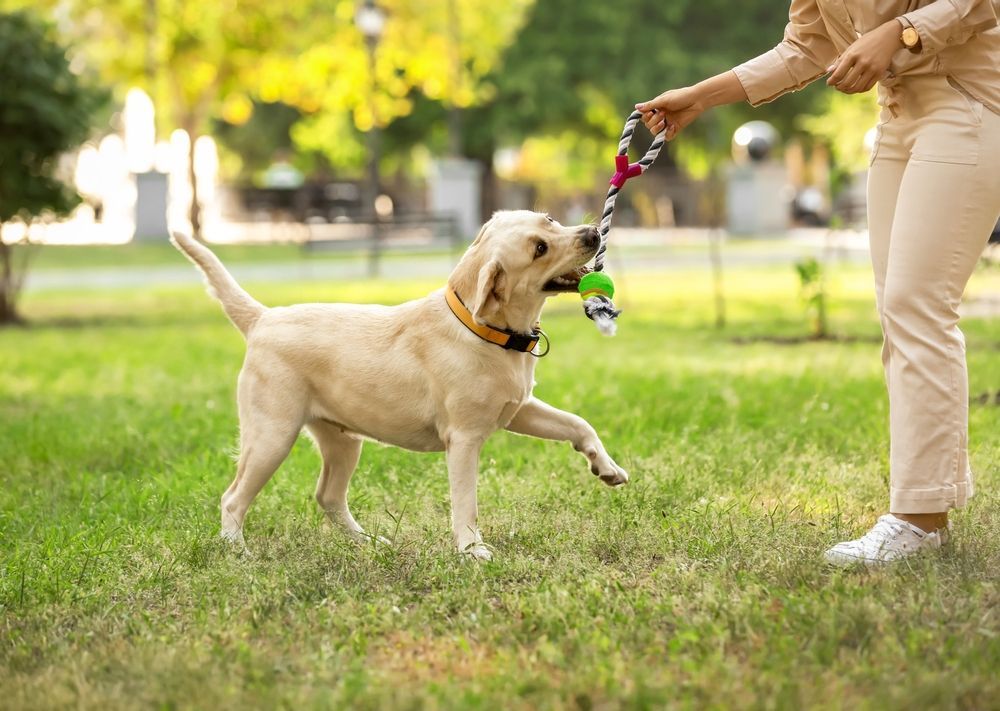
[635,72,746,139]
[732,0,838,107]
[636,0,836,138]
[825,20,906,94]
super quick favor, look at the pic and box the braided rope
[584,110,666,335]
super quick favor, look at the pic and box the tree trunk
[0,236,25,326]
[479,151,497,220]
[184,118,202,239]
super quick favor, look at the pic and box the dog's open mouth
[543,265,592,292]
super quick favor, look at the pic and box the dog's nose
[580,226,600,250]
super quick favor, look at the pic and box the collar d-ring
[530,329,551,358]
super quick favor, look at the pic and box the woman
[637,0,1000,565]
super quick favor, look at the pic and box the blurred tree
[467,0,830,207]
[798,89,880,197]
[19,0,328,237]
[18,0,533,226]
[0,10,105,325]
[213,101,303,184]
[9,0,853,232]
[285,0,532,172]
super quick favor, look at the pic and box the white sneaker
[824,514,949,566]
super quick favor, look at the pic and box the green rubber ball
[578,271,615,300]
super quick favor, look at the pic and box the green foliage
[484,0,828,177]
[795,256,829,339]
[213,101,303,183]
[0,10,105,223]
[798,89,880,196]
[11,0,841,185]
[0,9,105,324]
[2,264,1000,706]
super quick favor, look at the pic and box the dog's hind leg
[220,373,304,549]
[305,419,368,538]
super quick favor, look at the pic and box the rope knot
[609,154,642,188]
[582,295,621,337]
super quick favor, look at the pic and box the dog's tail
[170,230,264,337]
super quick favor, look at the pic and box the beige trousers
[868,74,1000,514]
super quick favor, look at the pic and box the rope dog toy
[580,110,666,336]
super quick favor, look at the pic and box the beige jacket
[733,1,1000,114]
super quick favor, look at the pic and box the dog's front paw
[460,542,494,561]
[457,530,494,561]
[341,528,393,547]
[591,459,629,487]
[220,528,253,556]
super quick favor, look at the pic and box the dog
[171,210,628,560]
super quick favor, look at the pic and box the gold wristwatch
[899,19,921,52]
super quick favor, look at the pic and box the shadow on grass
[730,333,883,345]
[3,312,222,331]
[971,390,1000,406]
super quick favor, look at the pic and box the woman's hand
[827,20,903,94]
[634,86,705,140]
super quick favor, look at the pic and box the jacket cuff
[903,0,999,56]
[733,49,795,107]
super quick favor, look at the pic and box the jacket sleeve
[732,0,839,107]
[901,0,999,55]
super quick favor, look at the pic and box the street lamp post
[356,0,386,277]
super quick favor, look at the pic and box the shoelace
[850,516,911,552]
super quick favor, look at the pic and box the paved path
[24,233,873,292]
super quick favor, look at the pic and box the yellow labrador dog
[171,211,627,560]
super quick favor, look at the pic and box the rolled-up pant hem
[890,473,975,514]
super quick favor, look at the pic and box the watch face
[902,27,919,47]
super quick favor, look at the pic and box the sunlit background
[0,0,904,249]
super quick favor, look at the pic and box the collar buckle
[503,332,539,352]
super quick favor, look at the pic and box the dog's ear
[470,259,508,325]
[469,221,489,247]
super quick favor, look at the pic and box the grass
[2,260,999,709]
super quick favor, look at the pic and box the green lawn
[2,263,999,709]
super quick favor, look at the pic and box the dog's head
[448,210,600,331]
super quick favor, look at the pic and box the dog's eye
[545,215,554,223]
[535,241,548,258]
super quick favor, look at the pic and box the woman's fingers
[862,74,881,92]
[827,55,854,86]
[644,110,664,133]
[841,66,877,94]
[839,70,861,92]
[649,111,666,133]
[832,62,865,92]
[636,91,692,137]
[635,98,662,114]
[854,71,878,93]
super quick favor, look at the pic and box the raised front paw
[591,458,629,487]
